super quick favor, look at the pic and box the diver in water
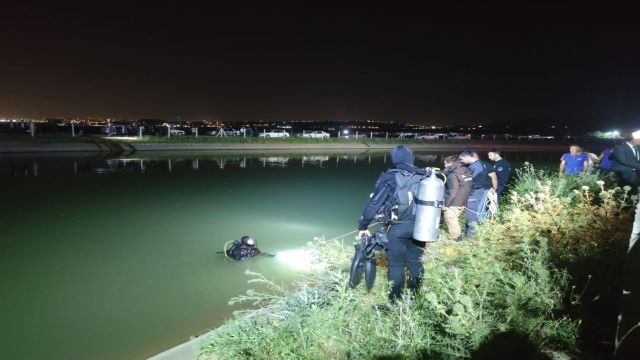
[225,235,262,260]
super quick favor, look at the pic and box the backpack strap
[415,198,444,207]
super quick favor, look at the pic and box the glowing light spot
[275,249,322,271]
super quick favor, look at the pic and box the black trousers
[386,222,425,301]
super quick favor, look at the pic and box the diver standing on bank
[357,145,428,302]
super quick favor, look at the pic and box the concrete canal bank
[147,334,210,360]
[0,141,571,153]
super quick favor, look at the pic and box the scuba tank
[413,170,445,242]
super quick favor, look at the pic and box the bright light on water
[275,249,322,271]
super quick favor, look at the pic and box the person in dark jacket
[598,146,614,173]
[357,145,427,302]
[442,156,472,241]
[459,150,498,237]
[612,130,640,188]
[488,149,511,197]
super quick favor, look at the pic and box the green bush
[504,163,634,263]
[198,165,635,359]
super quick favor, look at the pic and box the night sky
[2,2,639,128]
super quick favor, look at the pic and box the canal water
[0,150,560,359]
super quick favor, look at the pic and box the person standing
[357,145,427,302]
[459,150,498,237]
[612,130,640,188]
[559,145,589,176]
[487,149,511,197]
[442,156,472,241]
[598,146,615,173]
[584,150,600,174]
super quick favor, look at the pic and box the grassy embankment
[198,165,634,359]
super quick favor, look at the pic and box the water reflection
[415,154,440,163]
[96,158,140,174]
[11,164,32,176]
[302,155,329,167]
[2,150,565,177]
[259,156,289,168]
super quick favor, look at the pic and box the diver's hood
[241,235,256,247]
[391,145,414,166]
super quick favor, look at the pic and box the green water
[0,150,560,359]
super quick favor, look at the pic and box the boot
[388,283,403,303]
[407,276,423,297]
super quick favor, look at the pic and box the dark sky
[2,1,639,127]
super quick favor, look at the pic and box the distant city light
[604,130,620,138]
[591,130,623,139]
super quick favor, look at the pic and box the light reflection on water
[3,150,562,177]
[0,150,562,360]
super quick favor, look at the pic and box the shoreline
[147,334,211,360]
[0,141,575,154]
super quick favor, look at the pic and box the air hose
[222,241,234,259]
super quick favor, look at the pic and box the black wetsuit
[358,146,426,301]
[226,241,261,260]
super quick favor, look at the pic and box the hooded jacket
[443,163,472,207]
[390,145,414,165]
